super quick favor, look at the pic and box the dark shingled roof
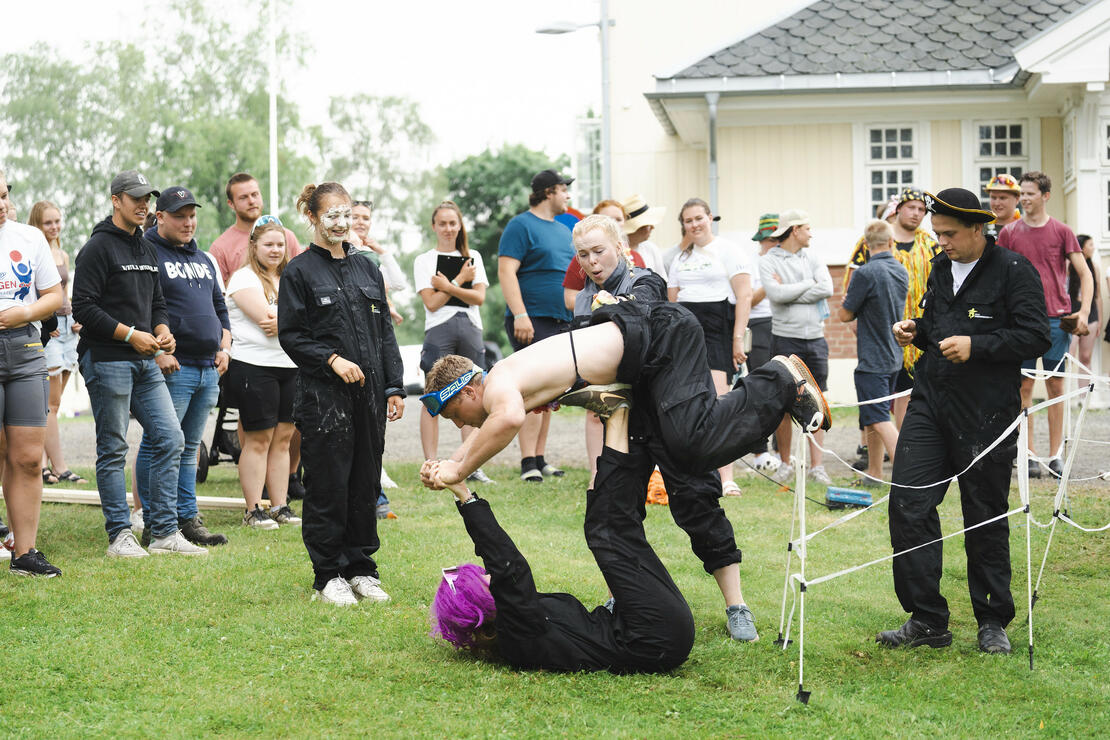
[668,0,1097,79]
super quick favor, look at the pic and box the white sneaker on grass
[313,577,357,606]
[771,461,794,484]
[149,530,208,556]
[348,575,390,602]
[269,505,302,525]
[244,506,280,530]
[808,465,833,486]
[107,529,149,558]
[752,452,779,473]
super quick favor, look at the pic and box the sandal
[42,468,59,485]
[722,481,743,497]
[55,470,89,485]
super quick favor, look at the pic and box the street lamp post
[537,0,613,197]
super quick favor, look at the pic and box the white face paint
[318,205,352,245]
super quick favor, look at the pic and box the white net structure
[776,354,1109,704]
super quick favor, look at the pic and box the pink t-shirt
[997,216,1080,317]
[209,225,303,285]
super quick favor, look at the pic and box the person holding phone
[413,201,492,483]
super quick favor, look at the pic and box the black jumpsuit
[461,444,695,673]
[278,243,405,590]
[889,238,1049,630]
[577,272,763,574]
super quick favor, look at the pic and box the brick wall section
[824,265,857,361]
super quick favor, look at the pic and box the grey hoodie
[758,246,833,339]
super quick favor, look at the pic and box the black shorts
[223,359,297,431]
[745,316,773,372]
[770,335,829,391]
[895,365,915,393]
[420,313,485,373]
[504,314,570,353]
[680,299,733,374]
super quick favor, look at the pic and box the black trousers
[295,376,383,590]
[586,446,695,672]
[611,302,796,474]
[889,399,1015,629]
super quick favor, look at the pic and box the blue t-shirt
[841,250,908,375]
[498,211,574,321]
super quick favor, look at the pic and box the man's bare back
[487,321,624,413]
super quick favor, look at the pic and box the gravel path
[60,402,1110,484]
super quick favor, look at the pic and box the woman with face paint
[278,182,406,606]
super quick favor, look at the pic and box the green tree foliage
[325,94,435,246]
[441,144,570,346]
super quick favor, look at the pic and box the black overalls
[461,444,695,673]
[278,243,405,590]
[888,239,1049,630]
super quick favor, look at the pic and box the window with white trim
[974,121,1028,207]
[1100,118,1110,166]
[865,125,918,217]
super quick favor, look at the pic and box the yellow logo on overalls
[968,308,978,318]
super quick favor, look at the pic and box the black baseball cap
[156,186,201,213]
[111,170,159,199]
[531,169,574,193]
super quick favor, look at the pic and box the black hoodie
[72,217,169,362]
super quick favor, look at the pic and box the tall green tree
[442,144,571,347]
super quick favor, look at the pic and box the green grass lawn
[2,462,1108,738]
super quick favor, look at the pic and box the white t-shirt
[748,248,773,320]
[226,267,296,368]
[951,258,978,295]
[633,239,667,276]
[0,221,62,329]
[412,249,488,331]
[667,237,749,304]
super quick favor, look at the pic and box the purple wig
[430,563,496,650]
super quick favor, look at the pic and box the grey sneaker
[540,462,565,478]
[556,383,633,419]
[467,468,494,484]
[149,530,208,556]
[313,576,357,606]
[771,461,794,484]
[726,604,759,642]
[107,529,149,558]
[520,468,543,483]
[808,465,833,486]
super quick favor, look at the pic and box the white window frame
[965,119,1033,208]
[1099,117,1110,167]
[863,123,920,220]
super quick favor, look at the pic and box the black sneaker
[772,355,832,432]
[555,383,633,420]
[1028,458,1042,479]
[287,473,306,500]
[180,515,229,546]
[1047,457,1064,479]
[977,623,1011,654]
[876,618,952,648]
[10,549,62,578]
[851,445,869,471]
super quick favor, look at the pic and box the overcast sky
[8,0,614,164]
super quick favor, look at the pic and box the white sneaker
[348,575,390,602]
[149,530,209,556]
[107,529,149,558]
[130,508,145,533]
[771,461,794,484]
[380,467,399,489]
[752,452,780,473]
[243,505,280,530]
[313,576,357,606]
[808,465,833,486]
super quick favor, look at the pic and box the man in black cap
[496,168,576,482]
[878,187,1050,655]
[133,186,232,548]
[73,171,203,558]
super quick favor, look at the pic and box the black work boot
[876,618,952,648]
[977,623,1011,654]
[180,515,229,546]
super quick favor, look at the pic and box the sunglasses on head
[442,566,460,594]
[252,214,283,232]
[419,368,480,417]
[353,200,374,209]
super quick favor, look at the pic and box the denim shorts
[1021,317,1069,372]
[44,313,79,375]
[854,370,897,427]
